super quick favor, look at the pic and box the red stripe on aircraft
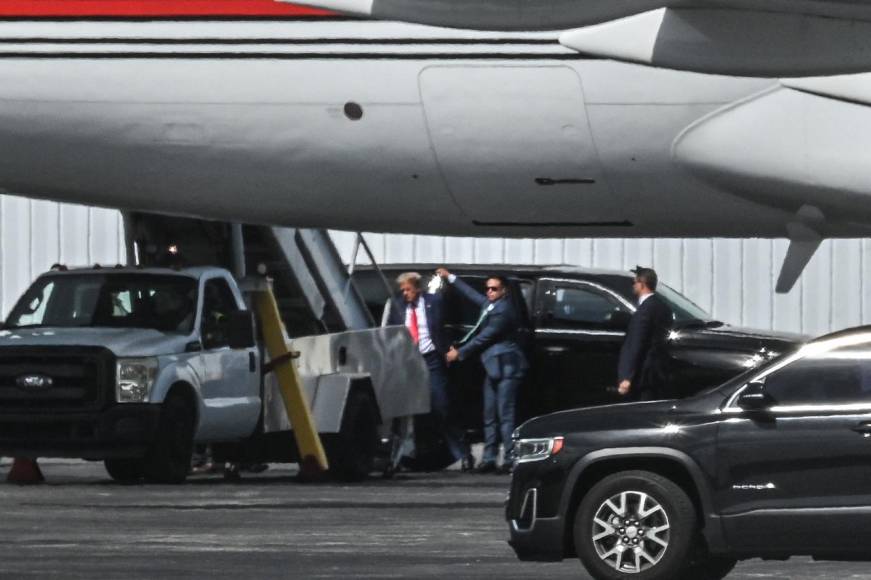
[0,1,334,17]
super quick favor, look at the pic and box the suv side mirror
[737,380,772,411]
[227,310,256,350]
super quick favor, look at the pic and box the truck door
[195,276,260,440]
[532,278,632,415]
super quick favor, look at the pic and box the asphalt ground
[1,460,870,579]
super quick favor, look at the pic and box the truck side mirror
[737,380,772,411]
[227,310,256,349]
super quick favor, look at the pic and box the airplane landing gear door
[419,66,626,227]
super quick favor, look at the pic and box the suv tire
[104,458,144,484]
[574,470,697,580]
[143,391,195,484]
[325,389,378,482]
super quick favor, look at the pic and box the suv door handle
[851,422,871,435]
[543,346,568,354]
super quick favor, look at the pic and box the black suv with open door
[353,265,804,438]
[508,326,871,579]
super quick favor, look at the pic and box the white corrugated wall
[0,195,125,318]
[0,192,866,338]
[330,232,871,338]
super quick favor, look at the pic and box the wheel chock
[6,458,45,484]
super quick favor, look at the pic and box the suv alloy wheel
[574,470,697,579]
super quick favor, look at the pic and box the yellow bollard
[253,287,329,474]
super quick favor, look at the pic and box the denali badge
[732,483,776,491]
[16,374,54,390]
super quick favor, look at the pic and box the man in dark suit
[388,272,471,470]
[439,268,528,474]
[618,267,674,401]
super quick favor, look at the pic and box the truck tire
[104,458,144,484]
[143,391,195,484]
[326,389,378,482]
[574,470,697,580]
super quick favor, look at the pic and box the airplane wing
[559,3,871,77]
[282,0,677,30]
[289,0,871,76]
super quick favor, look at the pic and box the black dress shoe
[461,455,476,472]
[473,461,497,474]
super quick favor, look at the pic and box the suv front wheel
[574,470,697,580]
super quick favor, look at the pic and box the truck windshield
[5,274,198,333]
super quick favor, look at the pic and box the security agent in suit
[387,272,471,469]
[618,267,674,401]
[439,268,529,474]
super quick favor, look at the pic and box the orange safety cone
[6,457,45,484]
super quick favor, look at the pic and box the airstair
[124,213,375,335]
[242,226,374,334]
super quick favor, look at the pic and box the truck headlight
[514,436,564,464]
[116,358,158,403]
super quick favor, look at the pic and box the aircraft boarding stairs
[241,226,375,336]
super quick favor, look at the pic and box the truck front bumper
[0,404,161,459]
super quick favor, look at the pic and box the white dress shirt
[405,298,435,355]
[638,292,655,306]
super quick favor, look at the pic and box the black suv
[354,265,804,429]
[507,325,871,579]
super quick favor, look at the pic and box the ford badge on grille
[16,374,54,390]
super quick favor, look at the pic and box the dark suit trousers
[424,351,467,462]
[482,373,522,465]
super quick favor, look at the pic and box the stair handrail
[347,233,402,326]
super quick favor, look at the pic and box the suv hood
[0,327,192,357]
[517,400,678,439]
[675,323,806,349]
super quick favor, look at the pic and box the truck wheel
[574,470,697,580]
[326,389,378,482]
[143,392,195,484]
[104,458,144,484]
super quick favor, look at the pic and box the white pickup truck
[0,265,428,483]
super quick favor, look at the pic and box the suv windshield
[657,284,714,325]
[6,273,198,333]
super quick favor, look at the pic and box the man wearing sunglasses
[438,268,528,474]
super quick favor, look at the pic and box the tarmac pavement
[0,460,870,579]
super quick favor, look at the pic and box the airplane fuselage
[0,13,867,239]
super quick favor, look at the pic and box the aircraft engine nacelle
[287,0,668,30]
[560,8,871,78]
[672,80,871,226]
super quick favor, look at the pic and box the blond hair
[396,272,423,289]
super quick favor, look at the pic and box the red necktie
[408,303,420,344]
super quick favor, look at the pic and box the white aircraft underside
[2,18,871,251]
[284,0,871,288]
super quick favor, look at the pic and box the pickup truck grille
[0,347,115,412]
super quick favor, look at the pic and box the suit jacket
[387,292,451,355]
[618,294,673,398]
[451,276,528,380]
